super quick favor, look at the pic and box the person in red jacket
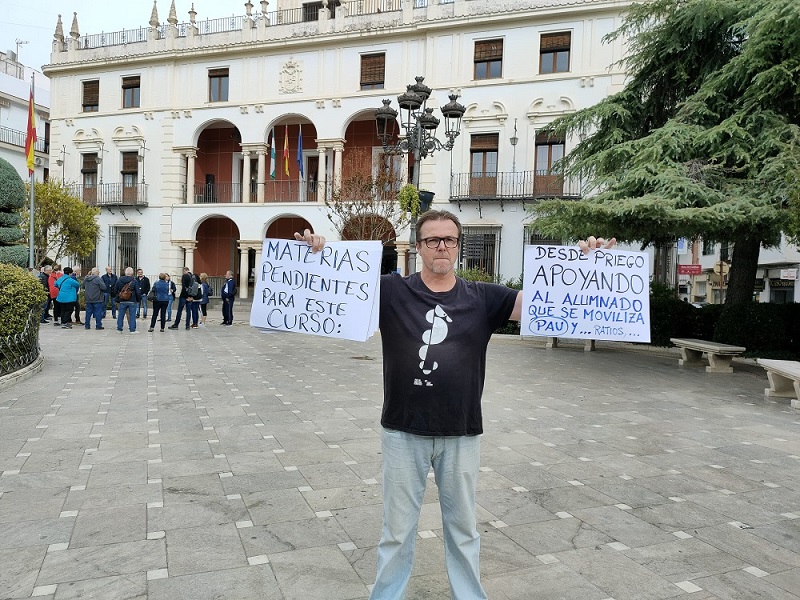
[48,265,63,326]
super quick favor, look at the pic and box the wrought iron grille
[0,308,41,377]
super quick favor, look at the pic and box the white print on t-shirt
[418,305,452,379]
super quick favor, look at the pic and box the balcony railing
[188,180,324,203]
[66,183,148,207]
[0,126,48,153]
[450,170,584,201]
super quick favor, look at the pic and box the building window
[460,226,501,277]
[81,153,98,204]
[540,32,571,74]
[525,226,563,246]
[360,53,385,90]
[121,152,139,203]
[208,68,229,102]
[474,39,503,80]
[108,226,139,275]
[122,76,140,108]
[534,134,565,196]
[469,134,498,197]
[304,0,340,20]
[82,80,99,112]
[702,240,716,256]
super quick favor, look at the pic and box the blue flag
[297,126,304,179]
[269,128,276,180]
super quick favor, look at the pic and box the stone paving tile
[1,323,798,598]
[37,539,166,585]
[54,573,147,600]
[269,545,368,600]
[0,545,47,598]
[165,523,247,576]
[147,565,282,600]
[70,504,146,548]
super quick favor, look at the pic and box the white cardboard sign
[250,239,383,341]
[522,245,651,343]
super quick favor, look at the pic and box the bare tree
[324,148,414,243]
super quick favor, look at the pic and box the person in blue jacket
[148,273,171,332]
[54,267,81,329]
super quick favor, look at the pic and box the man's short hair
[125,267,134,275]
[183,267,190,272]
[91,267,100,275]
[43,265,52,273]
[63,266,73,275]
[415,210,462,243]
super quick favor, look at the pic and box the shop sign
[677,264,702,275]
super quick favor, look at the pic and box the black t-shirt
[379,273,518,436]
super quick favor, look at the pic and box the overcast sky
[0,0,251,74]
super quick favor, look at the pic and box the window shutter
[474,39,503,62]
[83,80,99,104]
[121,152,138,172]
[208,68,229,78]
[81,153,98,173]
[122,76,140,89]
[360,54,385,86]
[540,32,571,51]
[470,133,499,151]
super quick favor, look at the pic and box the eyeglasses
[420,236,460,249]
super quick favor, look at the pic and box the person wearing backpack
[168,267,193,329]
[114,267,141,333]
[221,270,237,326]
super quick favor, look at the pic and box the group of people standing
[38,266,237,333]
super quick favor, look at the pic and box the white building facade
[43,0,633,298]
[0,52,49,182]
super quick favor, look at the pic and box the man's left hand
[579,236,617,254]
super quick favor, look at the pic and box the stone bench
[669,338,746,373]
[546,337,596,352]
[757,359,800,409]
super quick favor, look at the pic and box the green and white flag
[269,128,276,179]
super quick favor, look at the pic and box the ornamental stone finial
[189,3,197,24]
[54,14,64,42]
[245,1,253,16]
[168,0,178,25]
[260,0,269,14]
[149,1,160,27]
[69,12,80,39]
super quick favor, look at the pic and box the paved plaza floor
[1,312,800,599]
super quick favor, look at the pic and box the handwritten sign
[250,239,382,341]
[522,245,651,343]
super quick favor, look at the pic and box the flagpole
[27,73,35,269]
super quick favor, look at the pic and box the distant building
[0,51,50,181]
[43,0,634,296]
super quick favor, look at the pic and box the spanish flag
[25,76,36,175]
[283,124,289,176]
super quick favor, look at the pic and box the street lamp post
[55,145,68,184]
[374,76,465,274]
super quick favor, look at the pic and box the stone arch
[194,215,241,278]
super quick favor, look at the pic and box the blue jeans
[370,429,486,600]
[186,301,199,328]
[173,296,188,326]
[137,296,148,318]
[84,302,104,329]
[103,292,116,317]
[117,301,137,332]
[167,295,174,320]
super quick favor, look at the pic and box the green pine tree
[529,0,800,307]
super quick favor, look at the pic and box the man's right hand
[294,229,326,253]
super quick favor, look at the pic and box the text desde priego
[522,245,651,343]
